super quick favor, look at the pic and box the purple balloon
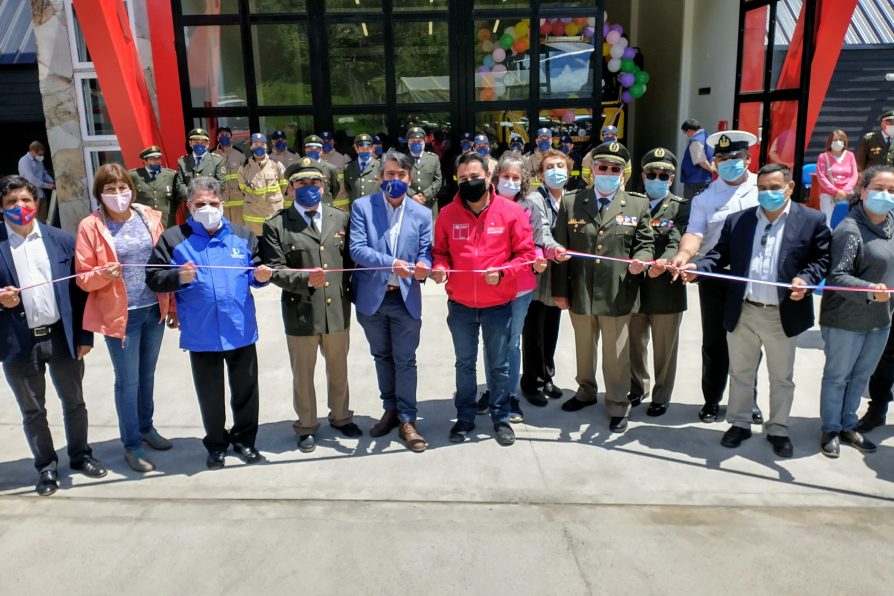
[621,91,633,104]
[611,23,624,34]
[619,73,635,88]
[477,65,491,73]
[622,47,636,60]
[560,17,573,24]
[603,23,610,36]
[583,26,595,38]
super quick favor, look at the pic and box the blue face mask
[3,204,36,226]
[358,152,371,165]
[409,141,424,156]
[510,143,523,152]
[544,168,569,190]
[294,185,322,208]
[717,158,746,182]
[476,146,490,157]
[252,146,267,158]
[218,136,231,147]
[460,142,472,152]
[602,136,617,143]
[644,179,670,199]
[537,140,552,152]
[758,189,787,212]
[192,144,207,156]
[274,141,287,152]
[306,149,321,161]
[322,142,333,153]
[559,145,571,155]
[147,164,162,174]
[381,179,409,199]
[865,189,894,215]
[374,146,383,157]
[594,174,622,195]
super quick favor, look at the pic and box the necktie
[306,210,318,233]
[599,197,610,213]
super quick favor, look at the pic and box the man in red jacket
[432,152,536,446]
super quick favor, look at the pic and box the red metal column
[72,0,163,169]
[146,0,186,168]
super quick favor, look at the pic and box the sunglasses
[645,172,672,181]
[595,164,623,174]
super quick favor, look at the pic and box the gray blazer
[526,189,562,305]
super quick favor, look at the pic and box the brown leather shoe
[399,422,427,453]
[370,410,400,437]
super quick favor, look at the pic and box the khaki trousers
[629,312,683,405]
[286,330,353,435]
[569,311,632,417]
[727,303,796,436]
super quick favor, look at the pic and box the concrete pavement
[1,283,893,594]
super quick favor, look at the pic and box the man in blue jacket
[0,175,106,496]
[146,176,272,470]
[350,150,433,452]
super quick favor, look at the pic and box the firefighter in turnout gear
[214,126,246,225]
[239,132,287,236]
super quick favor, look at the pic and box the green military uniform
[628,148,691,411]
[259,158,354,436]
[552,141,654,423]
[344,156,380,203]
[406,127,443,209]
[303,135,341,206]
[173,128,227,208]
[129,146,178,228]
[856,130,894,170]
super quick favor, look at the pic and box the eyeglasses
[595,164,623,174]
[645,172,671,181]
[760,223,772,247]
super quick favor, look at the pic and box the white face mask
[193,205,223,230]
[34,154,44,162]
[497,177,522,197]
[831,140,845,151]
[101,190,132,213]
[885,125,894,137]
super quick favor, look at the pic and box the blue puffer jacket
[146,218,268,352]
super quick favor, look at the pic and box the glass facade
[173,1,605,152]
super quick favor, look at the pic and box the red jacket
[433,190,536,308]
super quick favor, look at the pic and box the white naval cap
[706,130,757,155]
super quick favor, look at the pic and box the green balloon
[620,59,636,73]
[630,83,645,99]
[500,34,514,50]
[636,71,650,85]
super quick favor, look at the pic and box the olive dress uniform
[629,149,691,409]
[856,131,894,170]
[344,156,381,204]
[409,151,443,209]
[238,154,287,237]
[173,129,227,209]
[130,148,179,228]
[259,158,354,437]
[214,144,246,225]
[321,147,351,211]
[552,142,655,420]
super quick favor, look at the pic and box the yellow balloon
[515,20,530,36]
[602,42,611,57]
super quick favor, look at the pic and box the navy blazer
[696,201,831,337]
[0,222,92,362]
[349,192,433,319]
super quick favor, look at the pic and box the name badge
[487,226,505,235]
[452,224,470,240]
[615,215,637,226]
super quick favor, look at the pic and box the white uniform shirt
[746,201,791,305]
[687,172,759,257]
[5,222,60,328]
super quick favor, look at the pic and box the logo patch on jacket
[487,225,505,235]
[231,247,244,258]
[452,224,470,240]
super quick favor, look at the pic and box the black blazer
[0,223,92,362]
[696,201,831,337]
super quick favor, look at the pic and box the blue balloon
[483,56,495,69]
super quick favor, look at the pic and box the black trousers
[520,300,562,394]
[189,343,260,453]
[867,325,894,410]
[2,327,91,471]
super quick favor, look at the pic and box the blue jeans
[484,292,533,398]
[819,325,889,433]
[357,291,422,422]
[104,304,165,450]
[447,300,512,424]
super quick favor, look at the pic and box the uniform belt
[31,321,61,338]
[745,299,777,309]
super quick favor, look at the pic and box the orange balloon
[513,39,527,53]
[480,87,495,101]
[573,18,587,26]
[478,27,490,42]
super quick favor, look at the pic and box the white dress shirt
[745,201,791,305]
[687,172,759,257]
[384,198,405,287]
[293,202,323,234]
[5,222,60,328]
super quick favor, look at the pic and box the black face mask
[459,178,487,203]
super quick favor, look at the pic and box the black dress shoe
[609,416,628,433]
[449,420,475,443]
[627,393,645,407]
[767,435,794,458]
[646,403,668,417]
[561,395,597,412]
[522,390,548,407]
[699,403,720,423]
[752,408,764,425]
[720,426,752,448]
[493,423,516,446]
[476,391,491,415]
[840,430,877,453]
[232,443,262,464]
[206,451,226,470]
[543,382,563,399]
[331,422,363,438]
[856,406,887,433]
[297,434,316,453]
[70,455,108,478]
[36,470,58,497]
[821,432,840,458]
